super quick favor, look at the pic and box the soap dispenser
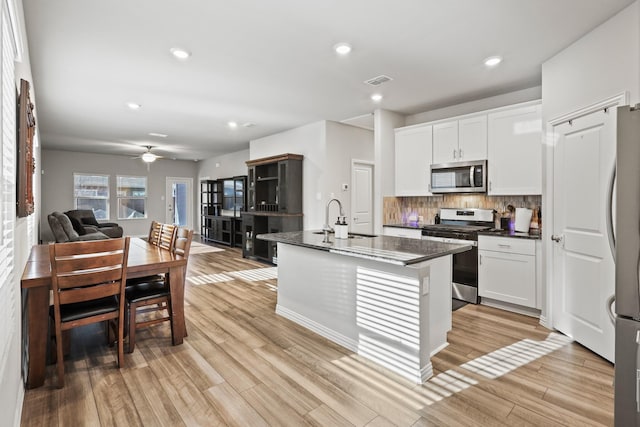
[336,216,348,239]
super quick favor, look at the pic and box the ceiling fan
[132,146,163,170]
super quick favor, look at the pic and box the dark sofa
[47,212,110,243]
[65,209,124,238]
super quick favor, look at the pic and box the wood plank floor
[21,242,614,426]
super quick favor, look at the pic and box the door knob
[551,234,563,242]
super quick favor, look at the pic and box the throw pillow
[68,215,87,235]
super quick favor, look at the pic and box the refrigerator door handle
[605,162,616,262]
[606,294,616,326]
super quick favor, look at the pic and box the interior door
[166,177,193,228]
[552,107,616,362]
[351,161,373,234]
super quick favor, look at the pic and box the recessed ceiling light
[228,121,238,128]
[334,43,352,55]
[484,56,502,67]
[371,93,383,102]
[126,102,141,110]
[148,132,168,138]
[170,47,191,60]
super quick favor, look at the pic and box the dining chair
[126,227,193,353]
[49,237,130,388]
[129,222,178,286]
[147,220,162,244]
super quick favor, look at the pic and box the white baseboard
[480,298,541,318]
[276,304,432,384]
[430,341,449,357]
[538,315,550,329]
[275,305,358,353]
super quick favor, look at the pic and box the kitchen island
[257,230,471,383]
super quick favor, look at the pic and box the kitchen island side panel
[275,242,452,383]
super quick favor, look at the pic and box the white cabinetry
[432,115,487,164]
[478,236,539,310]
[395,125,433,196]
[487,102,542,195]
[383,226,422,240]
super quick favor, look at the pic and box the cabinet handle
[489,181,492,191]
[497,244,511,248]
[459,148,463,159]
[453,149,457,159]
[479,254,482,265]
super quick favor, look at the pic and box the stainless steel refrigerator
[615,104,640,426]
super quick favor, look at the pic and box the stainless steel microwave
[430,160,487,193]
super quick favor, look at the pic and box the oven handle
[421,235,477,247]
[470,166,475,187]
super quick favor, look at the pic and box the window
[117,176,147,219]
[73,174,109,220]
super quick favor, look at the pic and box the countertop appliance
[614,104,640,425]
[421,208,494,304]
[430,160,486,193]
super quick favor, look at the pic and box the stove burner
[421,223,492,241]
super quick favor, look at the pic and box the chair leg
[128,302,137,353]
[55,323,65,388]
[117,316,124,368]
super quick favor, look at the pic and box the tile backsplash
[384,194,542,227]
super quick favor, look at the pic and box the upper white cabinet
[395,124,433,196]
[487,102,542,195]
[432,115,487,164]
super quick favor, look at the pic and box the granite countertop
[257,230,472,266]
[477,229,542,240]
[385,223,542,240]
[383,223,425,229]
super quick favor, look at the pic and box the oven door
[422,235,479,304]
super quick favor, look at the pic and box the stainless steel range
[421,208,494,304]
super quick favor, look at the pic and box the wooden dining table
[20,237,187,389]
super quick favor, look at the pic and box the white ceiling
[22,0,634,161]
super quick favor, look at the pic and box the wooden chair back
[148,220,162,245]
[157,223,177,251]
[173,227,194,258]
[49,237,130,305]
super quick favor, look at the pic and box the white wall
[325,121,374,224]
[41,149,198,242]
[249,121,374,230]
[198,148,249,181]
[541,1,640,325]
[4,0,38,424]
[373,109,405,234]
[405,86,542,126]
[250,121,326,229]
[542,2,639,122]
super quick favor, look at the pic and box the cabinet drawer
[383,226,422,240]
[478,235,535,255]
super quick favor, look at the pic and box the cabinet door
[394,125,433,196]
[487,103,542,195]
[247,166,256,211]
[478,250,536,308]
[458,115,487,161]
[432,121,458,164]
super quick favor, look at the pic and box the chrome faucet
[323,198,344,242]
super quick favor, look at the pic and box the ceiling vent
[364,75,393,86]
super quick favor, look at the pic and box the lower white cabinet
[383,226,422,239]
[478,236,537,309]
